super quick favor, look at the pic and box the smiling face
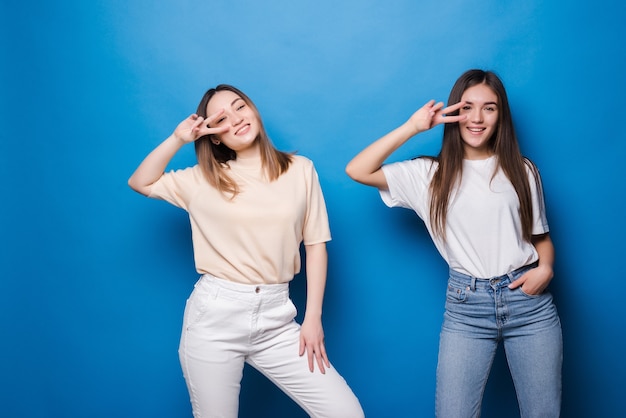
[206,90,261,158]
[458,83,499,160]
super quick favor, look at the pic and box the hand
[173,110,229,143]
[508,264,554,295]
[405,100,468,135]
[299,316,330,374]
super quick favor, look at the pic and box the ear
[212,139,221,145]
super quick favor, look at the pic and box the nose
[231,114,243,126]
[470,108,484,123]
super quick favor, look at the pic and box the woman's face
[206,90,261,157]
[458,83,499,160]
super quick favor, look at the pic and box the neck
[235,142,261,160]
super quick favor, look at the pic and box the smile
[235,124,251,135]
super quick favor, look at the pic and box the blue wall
[2,0,625,417]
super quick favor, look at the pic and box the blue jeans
[436,264,562,418]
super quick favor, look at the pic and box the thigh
[248,319,363,418]
[436,281,499,418]
[436,328,498,418]
[178,280,249,418]
[503,291,562,418]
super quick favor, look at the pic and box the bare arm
[128,111,228,196]
[509,233,555,294]
[345,100,467,190]
[299,242,330,374]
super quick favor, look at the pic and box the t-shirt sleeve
[379,158,434,220]
[302,159,332,245]
[148,166,199,211]
[527,164,550,235]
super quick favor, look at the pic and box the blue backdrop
[2,0,625,417]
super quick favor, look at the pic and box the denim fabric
[178,274,363,418]
[436,264,562,418]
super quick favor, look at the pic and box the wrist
[304,309,322,320]
[168,133,187,147]
[400,120,422,138]
[537,263,554,280]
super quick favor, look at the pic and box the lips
[467,127,486,133]
[235,124,250,135]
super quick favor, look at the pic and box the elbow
[128,176,150,196]
[345,161,360,182]
[127,175,139,192]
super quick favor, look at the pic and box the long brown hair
[194,85,293,197]
[428,69,541,242]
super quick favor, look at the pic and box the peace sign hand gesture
[405,100,467,136]
[173,110,229,143]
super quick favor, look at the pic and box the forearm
[345,122,418,188]
[128,134,186,196]
[303,242,328,320]
[533,233,555,278]
[346,100,466,188]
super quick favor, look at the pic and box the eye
[485,106,497,112]
[215,116,226,124]
[236,103,246,111]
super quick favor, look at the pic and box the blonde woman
[129,85,363,418]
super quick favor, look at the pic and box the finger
[442,100,466,114]
[508,279,521,289]
[299,335,305,357]
[441,114,468,124]
[428,101,444,114]
[315,349,326,374]
[211,125,230,134]
[508,276,525,289]
[196,123,229,138]
[307,347,315,373]
[321,344,330,368]
[205,108,225,125]
[438,101,467,122]
[191,115,206,130]
[318,342,330,371]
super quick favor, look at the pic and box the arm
[299,242,330,374]
[508,232,555,294]
[128,111,228,196]
[345,100,467,190]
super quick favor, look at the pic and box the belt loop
[470,277,476,291]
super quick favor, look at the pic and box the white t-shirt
[150,155,331,284]
[380,155,549,278]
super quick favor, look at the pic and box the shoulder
[522,157,541,178]
[287,154,317,174]
[164,164,202,177]
[291,154,313,167]
[157,165,205,186]
[384,156,437,175]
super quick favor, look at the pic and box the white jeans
[179,274,364,418]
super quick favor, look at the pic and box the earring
[213,140,221,145]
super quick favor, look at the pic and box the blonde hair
[194,85,293,197]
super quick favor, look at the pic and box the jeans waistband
[448,262,538,290]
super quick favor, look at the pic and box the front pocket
[182,282,218,329]
[446,283,468,303]
[516,286,543,299]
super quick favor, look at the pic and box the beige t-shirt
[149,155,331,285]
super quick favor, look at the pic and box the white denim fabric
[179,274,364,418]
